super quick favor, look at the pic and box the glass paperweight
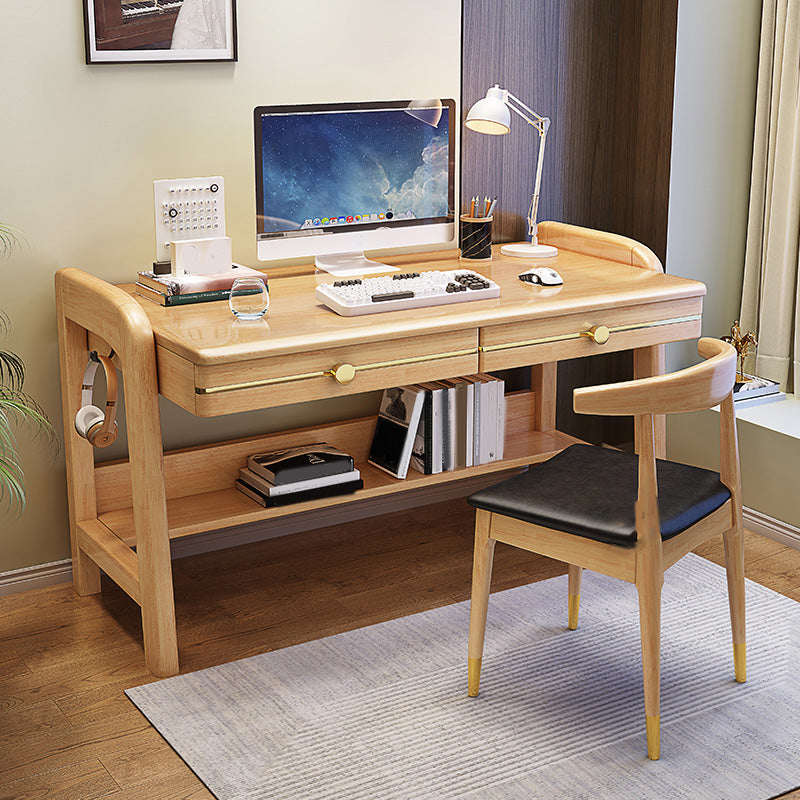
[229,276,269,320]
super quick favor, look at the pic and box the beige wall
[0,0,461,572]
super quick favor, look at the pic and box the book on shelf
[410,382,443,475]
[733,373,782,402]
[440,377,474,468]
[408,374,506,475]
[473,373,499,464]
[135,283,260,306]
[248,443,355,485]
[439,380,456,471]
[136,263,265,296]
[235,477,363,508]
[494,375,506,461]
[368,385,425,479]
[238,466,361,497]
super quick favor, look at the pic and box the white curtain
[171,0,227,50]
[740,0,800,394]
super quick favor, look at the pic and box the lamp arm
[505,90,551,136]
[527,124,548,245]
[500,90,550,244]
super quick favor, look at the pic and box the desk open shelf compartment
[92,389,578,546]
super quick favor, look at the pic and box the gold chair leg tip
[646,715,660,760]
[733,642,746,682]
[568,594,580,630]
[468,657,482,697]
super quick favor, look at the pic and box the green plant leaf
[0,223,25,259]
[1,222,55,515]
[0,347,26,390]
[0,406,25,514]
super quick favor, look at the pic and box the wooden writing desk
[55,222,705,676]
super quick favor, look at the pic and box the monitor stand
[314,251,400,278]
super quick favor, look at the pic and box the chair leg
[637,574,663,760]
[468,509,496,697]
[568,564,582,630]
[723,525,746,682]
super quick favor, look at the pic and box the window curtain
[739,0,800,394]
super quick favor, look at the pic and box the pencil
[470,196,476,217]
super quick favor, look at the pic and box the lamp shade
[465,86,510,135]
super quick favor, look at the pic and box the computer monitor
[254,98,456,276]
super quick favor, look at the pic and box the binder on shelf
[248,443,354,485]
[368,385,425,479]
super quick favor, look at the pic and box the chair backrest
[573,338,741,545]
[573,338,736,418]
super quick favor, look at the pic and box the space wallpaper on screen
[260,107,450,233]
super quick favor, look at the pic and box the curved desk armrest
[537,221,663,273]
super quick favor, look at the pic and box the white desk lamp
[466,85,557,258]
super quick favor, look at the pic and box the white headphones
[74,351,119,448]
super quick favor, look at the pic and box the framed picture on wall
[83,0,237,64]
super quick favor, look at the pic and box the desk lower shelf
[92,390,578,547]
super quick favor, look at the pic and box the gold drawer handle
[581,325,610,345]
[329,363,356,385]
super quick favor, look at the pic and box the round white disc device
[500,242,559,258]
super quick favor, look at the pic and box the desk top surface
[121,246,705,365]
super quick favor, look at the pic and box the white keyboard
[315,270,500,316]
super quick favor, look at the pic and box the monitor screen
[254,99,456,273]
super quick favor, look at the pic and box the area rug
[126,553,800,800]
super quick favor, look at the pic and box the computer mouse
[518,267,563,286]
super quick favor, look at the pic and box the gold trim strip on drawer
[479,315,702,354]
[196,347,479,395]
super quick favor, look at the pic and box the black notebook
[247,443,354,485]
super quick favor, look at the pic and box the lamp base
[500,242,558,258]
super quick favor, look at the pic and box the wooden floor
[2,498,799,799]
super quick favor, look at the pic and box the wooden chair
[466,338,744,760]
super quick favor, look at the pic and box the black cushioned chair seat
[468,444,731,547]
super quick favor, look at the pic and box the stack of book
[135,264,266,306]
[732,373,784,406]
[367,375,506,479]
[236,443,362,507]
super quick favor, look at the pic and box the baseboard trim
[0,559,74,597]
[6,492,794,598]
[742,507,800,550]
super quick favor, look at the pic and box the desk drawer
[159,328,479,416]
[479,298,703,370]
